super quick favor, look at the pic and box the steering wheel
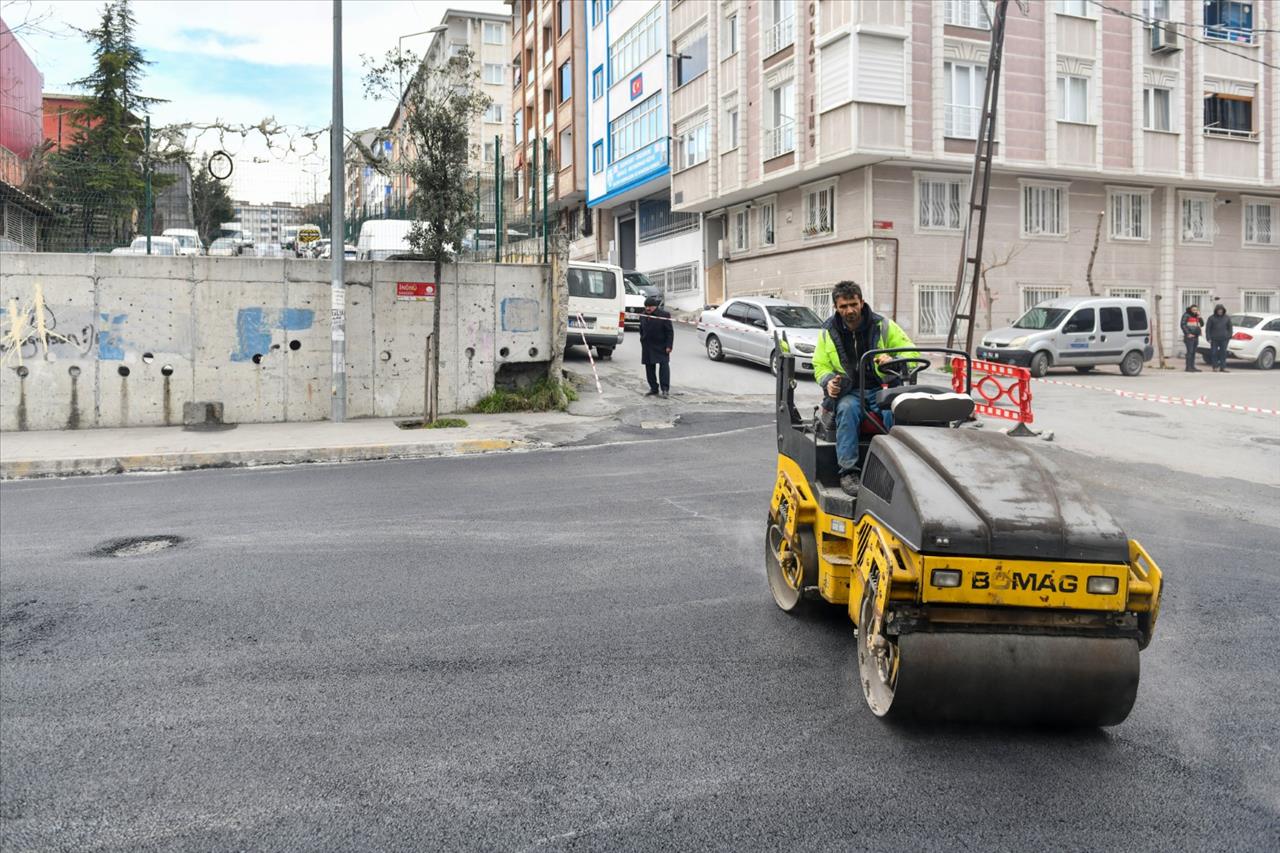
[876,356,932,384]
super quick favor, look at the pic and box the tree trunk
[1085,210,1103,296]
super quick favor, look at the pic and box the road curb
[0,438,539,481]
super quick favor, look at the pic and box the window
[558,0,572,37]
[484,103,503,123]
[805,289,829,315]
[1063,308,1096,333]
[1109,189,1151,240]
[723,105,739,151]
[945,0,991,29]
[732,208,749,252]
[483,141,497,163]
[1242,291,1277,313]
[592,141,604,173]
[559,60,572,103]
[804,182,836,237]
[676,35,708,87]
[1127,306,1149,331]
[542,27,552,65]
[677,121,709,170]
[483,63,505,85]
[449,42,468,59]
[610,5,661,84]
[1057,74,1090,123]
[857,34,905,104]
[646,263,699,296]
[766,79,796,157]
[543,87,553,127]
[1022,182,1068,237]
[1204,94,1254,138]
[568,267,617,298]
[764,0,795,56]
[945,62,987,138]
[592,66,604,100]
[1100,306,1125,333]
[917,284,955,337]
[1109,286,1150,301]
[609,93,663,161]
[483,21,504,44]
[1021,286,1066,314]
[1143,87,1171,131]
[1057,0,1092,16]
[1244,199,1276,246]
[638,199,699,242]
[1204,0,1254,44]
[592,0,603,27]
[559,128,572,167]
[1180,195,1212,244]
[759,201,775,247]
[1180,288,1210,311]
[1144,0,1170,20]
[918,174,966,231]
[722,12,739,57]
[819,36,852,111]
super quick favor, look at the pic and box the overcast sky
[4,0,507,203]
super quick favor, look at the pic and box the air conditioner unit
[1151,22,1180,53]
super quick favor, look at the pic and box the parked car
[162,228,203,256]
[698,297,825,375]
[208,237,241,256]
[1198,313,1279,370]
[321,243,359,260]
[250,242,285,258]
[622,271,661,329]
[357,220,414,261]
[566,261,625,359]
[128,236,179,256]
[978,296,1153,377]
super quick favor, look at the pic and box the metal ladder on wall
[945,0,1014,353]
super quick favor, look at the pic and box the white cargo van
[566,261,625,359]
[162,228,203,256]
[357,219,414,261]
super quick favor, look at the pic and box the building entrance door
[618,218,636,270]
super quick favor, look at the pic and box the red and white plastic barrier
[951,357,1034,425]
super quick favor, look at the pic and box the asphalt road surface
[2,412,1277,851]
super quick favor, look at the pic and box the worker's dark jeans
[1210,340,1229,370]
[835,388,893,476]
[645,362,670,392]
[1185,337,1199,370]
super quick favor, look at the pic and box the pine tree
[191,155,234,248]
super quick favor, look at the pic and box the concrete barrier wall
[0,254,551,430]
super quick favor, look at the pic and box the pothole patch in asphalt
[1116,409,1164,419]
[1250,435,1280,447]
[92,535,185,558]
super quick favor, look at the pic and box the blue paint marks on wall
[97,312,127,360]
[500,298,539,333]
[232,307,315,361]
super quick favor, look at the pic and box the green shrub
[470,378,578,413]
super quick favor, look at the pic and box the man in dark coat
[1180,304,1203,372]
[638,295,673,397]
[1205,304,1234,372]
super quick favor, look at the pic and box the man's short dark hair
[832,281,863,304]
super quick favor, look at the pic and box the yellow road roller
[766,346,1162,726]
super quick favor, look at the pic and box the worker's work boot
[839,473,859,496]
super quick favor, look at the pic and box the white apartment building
[231,201,304,244]
[668,0,1279,353]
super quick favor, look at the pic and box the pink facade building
[669,0,1279,351]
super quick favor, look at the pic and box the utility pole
[144,116,152,255]
[331,0,346,422]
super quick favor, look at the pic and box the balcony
[1204,125,1258,141]
[763,16,794,58]
[764,119,795,159]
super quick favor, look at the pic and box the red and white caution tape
[575,313,603,395]
[1032,377,1279,416]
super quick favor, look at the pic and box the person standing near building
[1180,304,1203,373]
[639,296,673,398]
[1205,304,1234,373]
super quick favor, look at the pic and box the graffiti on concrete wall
[0,283,99,367]
[231,308,315,362]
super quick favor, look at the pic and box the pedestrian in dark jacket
[1180,305,1203,372]
[1205,304,1234,372]
[639,296,674,397]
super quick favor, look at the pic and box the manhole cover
[1117,409,1164,419]
[1251,436,1280,447]
[93,536,184,557]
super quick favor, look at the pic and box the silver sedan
[697,297,825,375]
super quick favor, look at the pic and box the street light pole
[396,24,449,214]
[331,0,346,422]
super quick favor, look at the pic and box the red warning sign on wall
[396,281,436,301]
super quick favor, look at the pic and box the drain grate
[92,536,185,557]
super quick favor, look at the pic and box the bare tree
[979,243,1025,332]
[1084,209,1104,296]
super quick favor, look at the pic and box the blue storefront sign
[605,139,667,193]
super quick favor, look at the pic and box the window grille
[1022,286,1067,314]
[917,284,955,338]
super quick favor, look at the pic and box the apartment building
[507,0,591,257]
[585,0,708,311]
[344,127,393,221]
[388,9,513,209]
[231,201,303,244]
[671,0,1279,352]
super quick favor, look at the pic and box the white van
[357,219,414,261]
[128,236,180,256]
[567,261,625,359]
[978,296,1154,377]
[162,228,203,256]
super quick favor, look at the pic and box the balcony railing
[763,15,794,58]
[764,119,795,159]
[1204,25,1255,45]
[1204,125,1258,140]
[945,104,980,139]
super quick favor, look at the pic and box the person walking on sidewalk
[639,296,673,398]
[1180,304,1203,372]
[1205,304,1234,373]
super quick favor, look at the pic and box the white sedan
[1198,313,1279,370]
[697,297,825,375]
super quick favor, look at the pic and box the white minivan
[978,296,1154,377]
[567,261,625,359]
[357,219,414,261]
[162,228,203,256]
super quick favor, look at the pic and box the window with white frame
[945,0,992,29]
[1057,0,1092,16]
[805,288,830,315]
[759,201,776,247]
[1145,0,1171,21]
[1242,290,1277,313]
[676,120,709,170]
[918,174,967,231]
[483,63,504,85]
[1108,286,1150,301]
[1180,194,1213,244]
[732,208,749,252]
[945,62,987,139]
[1244,199,1277,246]
[483,140,497,163]
[764,0,796,57]
[1022,285,1068,314]
[483,22,504,44]
[1143,87,1171,131]
[609,93,662,162]
[722,103,739,151]
[1022,182,1068,237]
[610,5,661,84]
[1057,74,1090,123]
[804,182,836,237]
[819,36,852,112]
[917,283,956,338]
[1109,189,1151,240]
[484,103,503,123]
[722,11,739,57]
[766,77,796,158]
[1180,288,1210,310]
[558,128,572,166]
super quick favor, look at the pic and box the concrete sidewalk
[0,412,613,480]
